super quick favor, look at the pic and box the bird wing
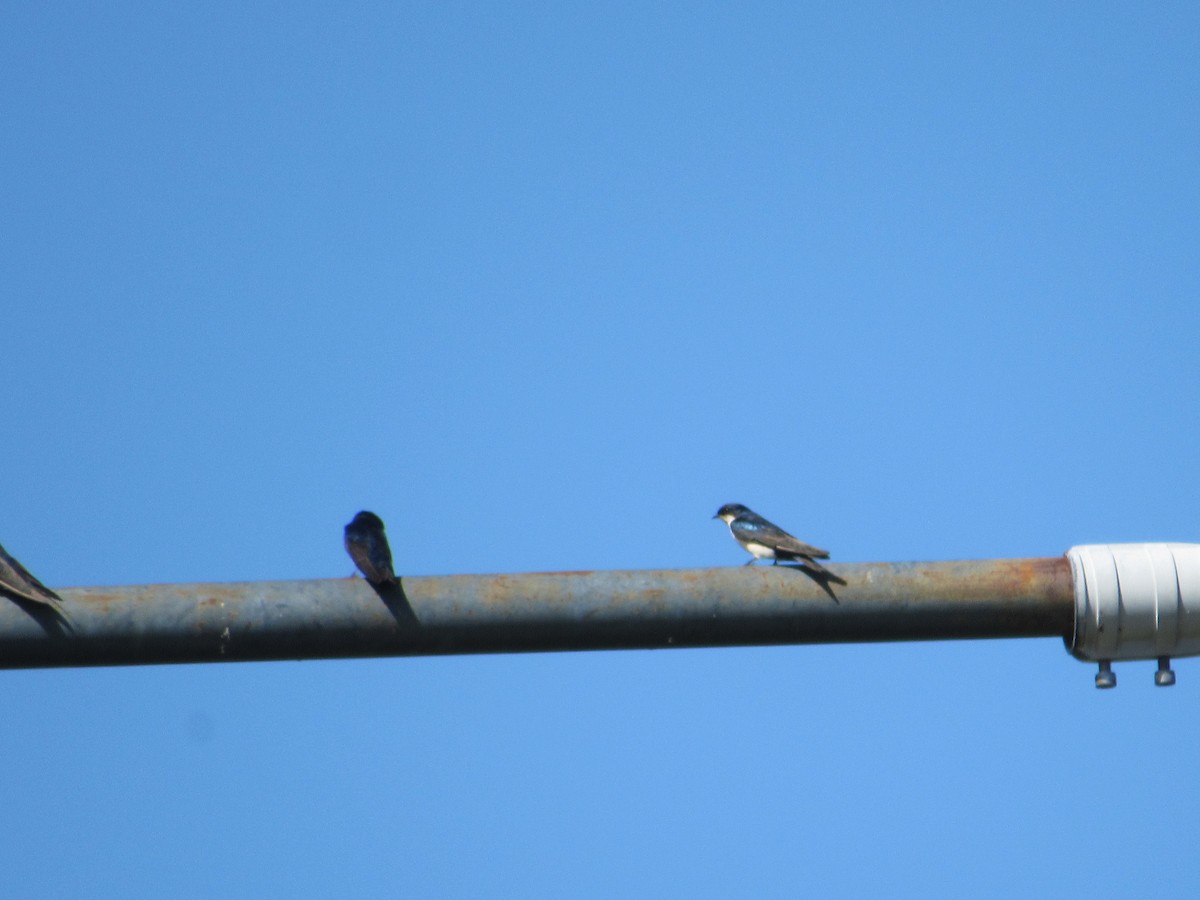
[369,534,396,583]
[731,515,829,559]
[0,544,63,606]
[345,532,395,584]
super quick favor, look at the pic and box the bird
[344,511,397,587]
[0,542,64,610]
[714,503,841,579]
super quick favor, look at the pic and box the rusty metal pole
[0,558,1074,670]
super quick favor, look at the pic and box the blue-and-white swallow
[0,542,63,610]
[714,503,839,578]
[344,511,397,587]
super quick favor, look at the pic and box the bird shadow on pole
[374,579,419,629]
[4,595,74,637]
[778,564,845,603]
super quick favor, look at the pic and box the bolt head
[1155,669,1176,687]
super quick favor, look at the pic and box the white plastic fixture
[1066,543,1200,688]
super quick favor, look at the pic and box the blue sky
[2,2,1198,896]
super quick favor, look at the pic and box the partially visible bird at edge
[344,511,397,587]
[0,542,64,610]
[714,503,845,583]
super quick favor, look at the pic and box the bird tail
[1,584,62,609]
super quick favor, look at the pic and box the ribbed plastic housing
[1066,543,1200,662]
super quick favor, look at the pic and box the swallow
[714,503,840,579]
[344,511,397,587]
[0,542,64,609]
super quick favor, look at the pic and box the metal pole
[0,557,1073,670]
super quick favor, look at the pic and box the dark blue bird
[344,511,396,587]
[714,503,839,579]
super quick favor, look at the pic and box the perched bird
[344,511,397,587]
[714,503,839,578]
[0,542,64,609]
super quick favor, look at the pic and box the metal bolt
[1095,659,1116,689]
[1155,656,1176,687]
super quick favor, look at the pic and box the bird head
[346,511,386,532]
[714,503,750,523]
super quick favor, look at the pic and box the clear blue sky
[2,2,1198,896]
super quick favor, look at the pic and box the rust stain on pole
[0,557,1075,669]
